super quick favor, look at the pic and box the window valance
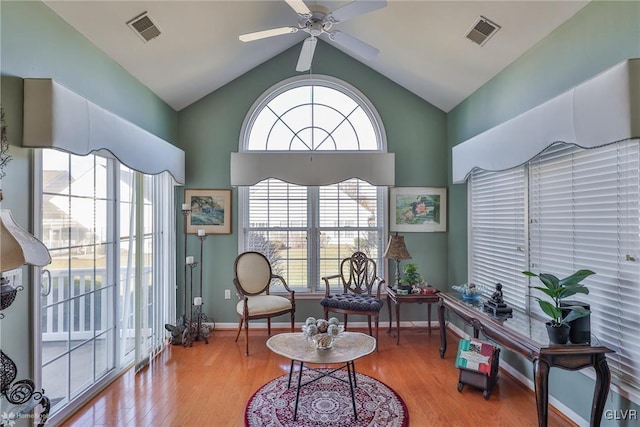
[230,152,395,186]
[452,58,639,183]
[22,79,185,184]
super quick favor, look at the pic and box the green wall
[178,40,447,325]
[0,0,177,388]
[447,1,640,424]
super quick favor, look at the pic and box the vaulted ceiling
[44,1,588,112]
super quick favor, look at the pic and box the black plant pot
[546,322,570,345]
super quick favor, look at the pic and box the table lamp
[383,233,411,289]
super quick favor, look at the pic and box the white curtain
[117,168,176,372]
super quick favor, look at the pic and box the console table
[438,292,613,427]
[386,286,439,345]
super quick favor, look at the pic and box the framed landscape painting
[390,187,447,232]
[184,189,232,234]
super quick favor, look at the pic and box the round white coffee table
[266,331,376,421]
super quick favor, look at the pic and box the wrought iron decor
[0,278,50,426]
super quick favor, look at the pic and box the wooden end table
[266,331,376,421]
[386,286,440,345]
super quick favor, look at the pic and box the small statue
[483,283,512,317]
[490,283,504,304]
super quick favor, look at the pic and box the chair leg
[234,317,243,342]
[290,311,295,332]
[267,318,271,336]
[244,319,250,356]
[374,315,379,351]
[324,306,329,321]
[367,315,373,336]
[344,314,348,331]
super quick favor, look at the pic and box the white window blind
[529,141,640,391]
[469,167,528,310]
[245,178,382,293]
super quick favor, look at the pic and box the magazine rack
[455,338,500,399]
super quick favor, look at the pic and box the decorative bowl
[302,317,344,349]
[312,333,334,349]
[452,284,482,300]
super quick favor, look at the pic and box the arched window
[239,75,388,293]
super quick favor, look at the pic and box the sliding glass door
[37,149,176,422]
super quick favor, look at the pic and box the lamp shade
[383,234,411,261]
[1,209,51,272]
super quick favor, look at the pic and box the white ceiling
[44,0,588,112]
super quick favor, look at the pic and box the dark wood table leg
[427,303,432,334]
[438,300,446,358]
[591,354,611,427]
[533,358,550,427]
[387,294,392,335]
[395,299,401,345]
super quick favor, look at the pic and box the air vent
[127,12,162,43]
[465,16,500,46]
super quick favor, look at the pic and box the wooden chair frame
[233,251,296,355]
[321,252,385,346]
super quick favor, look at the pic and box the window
[468,140,640,397]
[240,76,387,293]
[37,150,176,422]
[529,141,640,393]
[469,167,527,310]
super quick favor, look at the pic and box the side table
[386,286,440,345]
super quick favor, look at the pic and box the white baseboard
[446,323,587,427]
[215,320,438,330]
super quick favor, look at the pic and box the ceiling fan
[239,0,387,72]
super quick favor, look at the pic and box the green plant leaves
[536,299,562,323]
[559,269,595,287]
[524,269,594,325]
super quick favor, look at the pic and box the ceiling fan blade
[296,37,317,72]
[285,0,312,17]
[327,31,379,59]
[239,27,298,42]
[329,0,387,23]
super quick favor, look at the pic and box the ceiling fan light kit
[239,0,387,72]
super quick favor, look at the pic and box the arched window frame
[238,75,389,295]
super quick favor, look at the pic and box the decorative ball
[316,319,329,333]
[328,317,339,326]
[327,324,340,336]
[305,317,317,326]
[303,324,318,338]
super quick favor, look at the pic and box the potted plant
[522,269,594,344]
[402,263,428,293]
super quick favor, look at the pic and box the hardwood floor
[62,327,576,427]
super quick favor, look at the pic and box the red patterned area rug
[245,368,409,427]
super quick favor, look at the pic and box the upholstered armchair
[233,251,296,356]
[320,252,385,346]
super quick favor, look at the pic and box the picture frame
[390,187,447,232]
[184,189,232,235]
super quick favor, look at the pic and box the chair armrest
[271,274,295,301]
[373,276,386,299]
[321,274,342,296]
